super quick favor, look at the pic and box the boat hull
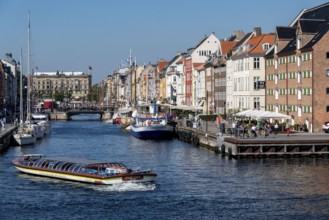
[13,134,37,146]
[14,165,156,184]
[130,124,173,139]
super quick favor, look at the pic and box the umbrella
[257,111,291,119]
[235,109,254,117]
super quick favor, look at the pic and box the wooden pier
[219,134,329,158]
[175,124,329,159]
[0,125,18,153]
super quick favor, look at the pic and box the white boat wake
[91,182,157,192]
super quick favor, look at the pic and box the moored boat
[13,128,37,146]
[12,154,157,185]
[13,48,37,146]
[130,114,173,139]
[32,113,51,135]
[130,105,173,139]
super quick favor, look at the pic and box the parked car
[322,121,329,133]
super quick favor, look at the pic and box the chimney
[254,27,262,36]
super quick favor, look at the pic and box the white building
[226,28,274,113]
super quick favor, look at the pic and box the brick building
[265,2,329,132]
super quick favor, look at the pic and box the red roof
[220,41,237,55]
[232,33,275,57]
[158,60,168,72]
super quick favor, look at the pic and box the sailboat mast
[19,49,23,129]
[27,11,31,124]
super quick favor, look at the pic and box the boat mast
[27,11,31,124]
[19,49,23,129]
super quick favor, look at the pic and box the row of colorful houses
[104,2,329,133]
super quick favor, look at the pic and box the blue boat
[130,103,173,139]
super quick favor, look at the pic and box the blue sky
[0,0,327,83]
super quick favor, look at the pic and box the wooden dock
[219,134,329,158]
[0,125,18,153]
[175,124,329,158]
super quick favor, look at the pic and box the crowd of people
[231,120,288,138]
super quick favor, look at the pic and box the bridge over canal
[50,110,112,121]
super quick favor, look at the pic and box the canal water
[1,115,329,219]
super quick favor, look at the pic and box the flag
[89,65,92,70]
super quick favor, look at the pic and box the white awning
[256,111,291,119]
[235,109,291,119]
[171,105,203,111]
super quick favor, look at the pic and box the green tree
[87,84,101,102]
[54,90,65,102]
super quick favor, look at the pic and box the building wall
[184,57,192,105]
[214,66,226,114]
[191,34,220,63]
[312,31,329,132]
[32,72,91,100]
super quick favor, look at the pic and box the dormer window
[262,43,270,50]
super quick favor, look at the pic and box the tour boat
[130,105,173,139]
[12,154,157,185]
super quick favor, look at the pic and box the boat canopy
[17,155,127,173]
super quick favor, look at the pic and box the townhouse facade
[190,33,220,108]
[165,53,185,105]
[1,53,19,118]
[265,2,329,133]
[226,28,274,114]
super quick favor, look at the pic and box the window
[302,70,312,78]
[253,58,260,69]
[253,77,260,90]
[326,52,329,59]
[288,55,296,63]
[289,88,296,95]
[302,53,312,61]
[326,69,329,77]
[289,72,296,79]
[279,57,286,64]
[279,73,286,80]
[303,88,312,95]
[327,88,329,94]
[253,97,260,109]
[327,106,329,112]
[303,106,312,113]
[266,59,274,66]
[262,43,270,50]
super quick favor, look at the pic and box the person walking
[285,121,291,136]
